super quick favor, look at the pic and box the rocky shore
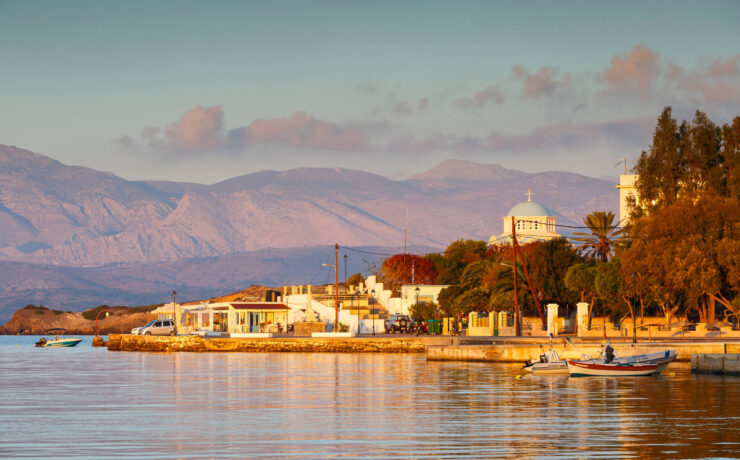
[0,305,156,335]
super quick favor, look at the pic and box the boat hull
[43,338,82,347]
[523,361,569,374]
[612,349,677,366]
[567,360,668,377]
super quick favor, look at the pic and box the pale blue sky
[1,0,739,182]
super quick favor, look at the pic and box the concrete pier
[692,354,740,375]
[427,342,740,363]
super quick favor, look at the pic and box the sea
[1,335,739,459]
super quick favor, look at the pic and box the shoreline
[106,334,740,362]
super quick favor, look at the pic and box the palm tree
[572,211,622,262]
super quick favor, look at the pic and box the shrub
[82,305,110,321]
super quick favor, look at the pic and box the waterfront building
[178,302,290,334]
[488,189,560,246]
[616,173,639,227]
[386,284,449,315]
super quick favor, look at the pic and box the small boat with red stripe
[566,360,669,377]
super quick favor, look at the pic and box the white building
[489,189,561,245]
[616,173,638,227]
[386,284,449,316]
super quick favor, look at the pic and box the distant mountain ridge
[0,145,617,267]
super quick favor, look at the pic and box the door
[250,312,260,332]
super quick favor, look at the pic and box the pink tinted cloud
[512,65,570,98]
[387,118,653,155]
[164,105,225,152]
[671,55,740,104]
[485,118,653,152]
[600,44,660,98]
[247,111,367,152]
[455,85,505,109]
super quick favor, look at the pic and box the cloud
[455,85,505,109]
[669,55,740,104]
[116,107,368,155]
[386,94,431,117]
[485,117,653,152]
[163,105,225,152]
[600,44,660,98]
[511,65,570,98]
[386,117,654,155]
[245,111,367,152]
[112,134,134,149]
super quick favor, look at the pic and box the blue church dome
[506,201,552,217]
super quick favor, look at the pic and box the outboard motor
[35,337,47,347]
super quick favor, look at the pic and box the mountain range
[0,144,618,321]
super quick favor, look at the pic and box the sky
[1,0,739,183]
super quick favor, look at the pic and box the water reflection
[1,337,738,458]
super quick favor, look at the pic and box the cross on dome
[526,188,533,202]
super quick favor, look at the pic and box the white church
[488,189,561,246]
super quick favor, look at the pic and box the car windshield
[142,320,156,327]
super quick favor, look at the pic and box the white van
[136,319,175,336]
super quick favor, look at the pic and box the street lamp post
[322,243,340,332]
[343,254,348,290]
[354,289,360,335]
[172,290,178,336]
[371,289,376,336]
[94,309,110,337]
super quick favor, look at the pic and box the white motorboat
[35,329,82,347]
[523,340,677,375]
[523,349,568,374]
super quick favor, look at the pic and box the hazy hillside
[0,245,432,322]
[0,145,618,267]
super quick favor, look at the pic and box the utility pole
[513,239,546,325]
[334,243,339,333]
[172,290,178,336]
[512,217,520,336]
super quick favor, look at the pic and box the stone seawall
[426,342,740,363]
[692,354,740,375]
[107,334,454,353]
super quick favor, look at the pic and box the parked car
[136,319,176,336]
[131,320,155,335]
[384,314,414,333]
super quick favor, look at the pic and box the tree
[451,287,491,316]
[347,273,364,288]
[433,239,488,284]
[460,259,500,291]
[722,116,740,199]
[634,108,740,211]
[621,193,740,326]
[572,211,622,262]
[437,285,463,317]
[564,263,598,326]
[410,302,440,322]
[595,258,637,341]
[525,238,583,305]
[378,253,437,294]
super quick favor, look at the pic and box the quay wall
[107,335,740,363]
[426,342,740,363]
[692,354,740,375]
[107,334,454,353]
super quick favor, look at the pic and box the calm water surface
[1,336,739,459]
